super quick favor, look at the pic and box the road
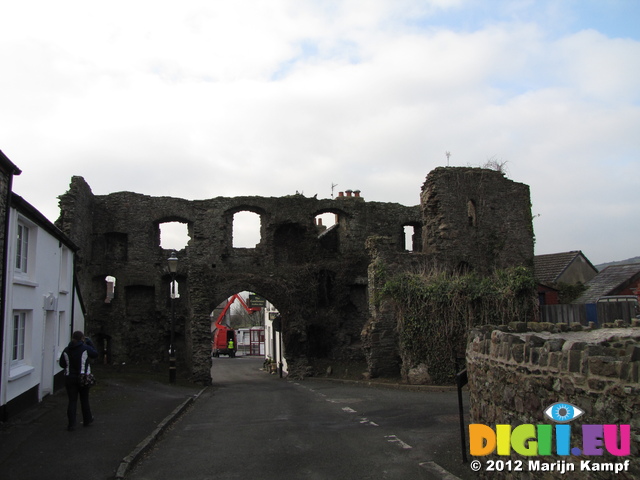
[128,356,478,480]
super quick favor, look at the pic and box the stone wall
[56,176,421,382]
[467,321,640,479]
[421,167,534,274]
[56,166,536,383]
[361,235,424,378]
[362,167,535,380]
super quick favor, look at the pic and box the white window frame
[11,311,27,366]
[15,222,29,273]
[9,310,35,380]
[14,216,38,284]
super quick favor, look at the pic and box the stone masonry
[56,176,420,382]
[467,322,640,479]
[55,167,534,383]
[362,167,535,379]
[421,167,534,274]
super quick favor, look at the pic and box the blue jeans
[65,376,93,428]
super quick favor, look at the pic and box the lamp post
[167,251,178,384]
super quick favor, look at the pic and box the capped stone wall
[467,321,640,479]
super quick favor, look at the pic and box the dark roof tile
[534,251,583,284]
[574,264,640,304]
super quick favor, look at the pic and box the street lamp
[168,251,178,383]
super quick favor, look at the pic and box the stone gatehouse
[55,167,534,383]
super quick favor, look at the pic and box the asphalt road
[128,356,478,480]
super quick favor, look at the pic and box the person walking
[59,330,99,431]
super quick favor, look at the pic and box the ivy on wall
[380,266,537,384]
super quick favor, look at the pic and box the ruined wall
[467,322,640,479]
[56,167,535,383]
[362,167,535,380]
[421,167,534,274]
[361,236,420,378]
[56,176,420,382]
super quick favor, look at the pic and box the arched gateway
[55,168,534,384]
[55,177,422,383]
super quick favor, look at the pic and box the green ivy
[556,282,587,304]
[380,266,536,383]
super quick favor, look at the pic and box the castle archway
[56,168,533,385]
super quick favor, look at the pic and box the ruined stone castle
[55,167,534,383]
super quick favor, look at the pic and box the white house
[263,301,287,375]
[1,192,84,420]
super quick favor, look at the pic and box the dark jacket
[59,339,98,377]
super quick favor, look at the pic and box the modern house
[533,250,599,305]
[0,151,85,420]
[574,264,640,304]
[263,301,287,376]
[573,264,640,324]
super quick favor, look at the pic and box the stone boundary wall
[467,321,640,479]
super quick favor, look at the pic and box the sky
[1,0,638,265]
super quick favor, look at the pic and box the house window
[12,311,27,365]
[16,223,29,272]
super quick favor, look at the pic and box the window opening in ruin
[160,222,190,250]
[170,280,180,299]
[404,225,415,251]
[105,276,116,303]
[233,211,261,248]
[315,212,337,231]
[274,223,306,264]
[467,200,477,227]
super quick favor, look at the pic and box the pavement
[0,361,467,480]
[0,364,204,480]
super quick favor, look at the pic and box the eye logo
[544,402,584,423]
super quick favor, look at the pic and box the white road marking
[384,435,412,450]
[419,461,462,480]
[359,418,379,427]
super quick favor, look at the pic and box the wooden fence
[539,302,637,325]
